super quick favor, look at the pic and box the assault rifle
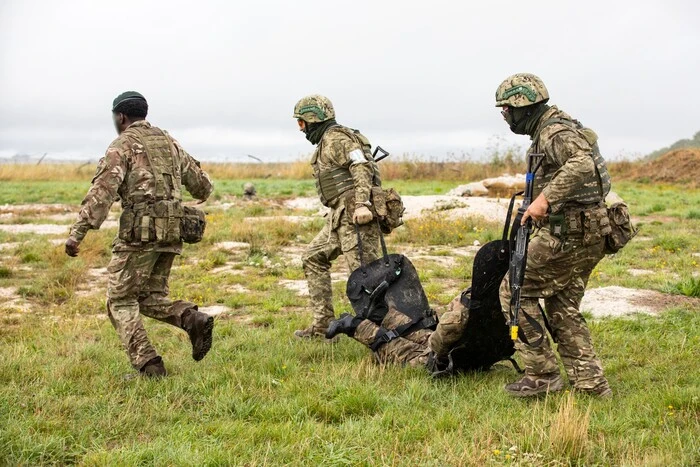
[373,146,390,162]
[508,153,545,342]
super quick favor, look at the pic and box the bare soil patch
[581,286,698,318]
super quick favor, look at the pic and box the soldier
[495,73,613,397]
[65,91,215,378]
[292,95,382,340]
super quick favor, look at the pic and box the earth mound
[633,148,700,186]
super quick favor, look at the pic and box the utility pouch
[604,202,638,254]
[378,187,405,234]
[181,206,206,244]
[118,209,136,242]
[548,213,567,238]
[140,215,151,242]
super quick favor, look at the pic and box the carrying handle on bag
[354,219,390,270]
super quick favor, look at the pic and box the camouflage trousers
[302,207,380,329]
[428,294,469,359]
[107,250,194,369]
[353,307,432,367]
[499,227,609,391]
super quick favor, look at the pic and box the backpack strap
[369,314,438,352]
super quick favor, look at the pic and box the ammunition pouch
[550,204,611,246]
[181,206,207,244]
[604,202,637,254]
[117,200,188,245]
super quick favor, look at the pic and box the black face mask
[304,119,337,145]
[502,103,549,136]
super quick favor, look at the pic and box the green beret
[112,91,147,111]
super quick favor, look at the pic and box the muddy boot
[182,308,214,361]
[505,373,564,397]
[139,356,167,378]
[294,324,338,343]
[326,313,363,339]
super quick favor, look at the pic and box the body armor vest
[531,117,611,212]
[313,125,381,207]
[118,125,185,244]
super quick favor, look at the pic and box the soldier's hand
[65,238,80,257]
[521,193,549,225]
[353,205,373,225]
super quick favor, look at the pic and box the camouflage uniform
[495,74,612,395]
[343,293,467,367]
[294,95,382,335]
[69,120,213,369]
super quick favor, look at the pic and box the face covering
[503,103,549,135]
[304,119,337,145]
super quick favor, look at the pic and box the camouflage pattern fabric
[303,125,381,329]
[495,73,549,108]
[428,294,469,359]
[107,250,196,369]
[303,209,380,329]
[353,307,432,367]
[311,125,380,208]
[293,94,336,123]
[531,106,610,213]
[69,120,213,369]
[499,226,609,391]
[69,120,213,253]
[496,102,611,392]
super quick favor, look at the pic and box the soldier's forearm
[349,164,373,204]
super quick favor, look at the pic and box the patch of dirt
[581,286,698,318]
[401,195,512,223]
[226,284,249,293]
[628,268,654,277]
[0,286,32,313]
[244,215,311,224]
[199,305,232,316]
[0,224,70,235]
[0,220,117,235]
[214,241,250,251]
[280,279,309,296]
[631,148,700,186]
[210,264,244,275]
[0,204,74,214]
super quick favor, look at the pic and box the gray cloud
[1,0,698,162]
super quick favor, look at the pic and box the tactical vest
[531,117,611,211]
[313,126,381,207]
[118,125,185,244]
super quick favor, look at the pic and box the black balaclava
[504,102,549,136]
[304,119,337,145]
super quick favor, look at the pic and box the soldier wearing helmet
[293,95,383,340]
[495,73,614,398]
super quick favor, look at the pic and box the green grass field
[0,177,698,465]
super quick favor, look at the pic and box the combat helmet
[293,95,335,123]
[495,73,549,108]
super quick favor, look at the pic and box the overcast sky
[1,0,698,163]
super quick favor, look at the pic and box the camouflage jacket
[529,106,607,213]
[69,120,213,253]
[311,125,380,212]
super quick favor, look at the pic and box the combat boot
[294,324,338,343]
[505,373,564,397]
[140,356,167,378]
[325,313,363,339]
[575,382,613,399]
[182,308,214,361]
